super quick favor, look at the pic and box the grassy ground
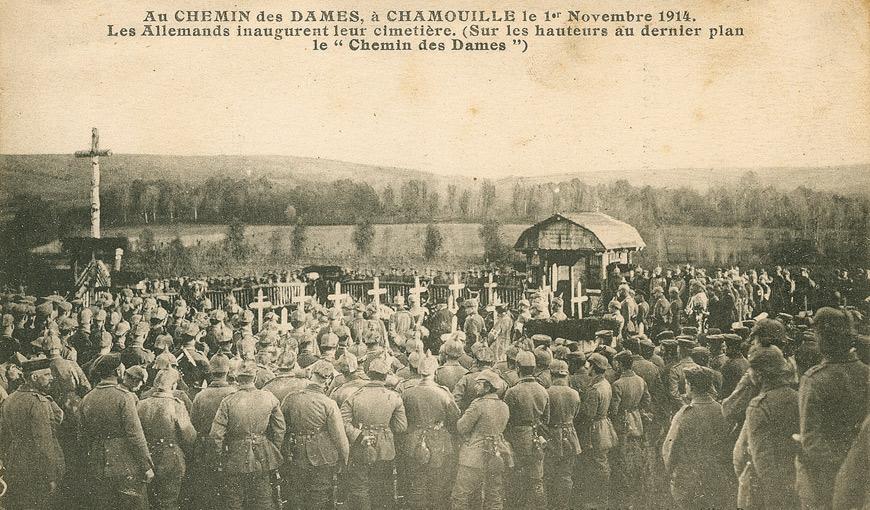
[101,222,801,267]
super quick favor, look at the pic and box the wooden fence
[204,283,309,310]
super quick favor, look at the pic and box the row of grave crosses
[245,272,589,332]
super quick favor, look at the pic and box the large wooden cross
[409,276,427,304]
[328,282,348,311]
[248,289,272,329]
[75,128,111,238]
[483,273,499,306]
[367,277,387,307]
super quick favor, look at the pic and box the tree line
[94,172,868,234]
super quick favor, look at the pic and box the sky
[1,0,868,178]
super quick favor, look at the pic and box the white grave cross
[328,282,348,311]
[248,289,273,329]
[483,273,499,305]
[277,307,293,335]
[367,277,387,307]
[409,276,428,304]
[571,280,589,318]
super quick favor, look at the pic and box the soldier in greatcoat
[340,357,408,510]
[666,336,699,411]
[453,346,503,412]
[330,352,370,408]
[188,355,237,510]
[138,368,197,510]
[720,333,749,399]
[733,347,799,509]
[263,349,309,403]
[662,366,730,509]
[281,359,349,509]
[575,353,619,508]
[609,350,652,508]
[435,339,469,392]
[796,307,869,509]
[450,369,513,509]
[210,359,286,510]
[543,359,581,510]
[121,321,156,369]
[503,350,549,509]
[0,358,65,509]
[462,300,485,344]
[400,354,461,509]
[79,354,155,510]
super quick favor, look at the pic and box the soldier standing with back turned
[137,368,197,510]
[400,354,461,509]
[450,368,513,509]
[503,350,550,509]
[210,359,286,510]
[341,357,408,510]
[280,359,349,509]
[79,354,155,510]
[188,354,237,510]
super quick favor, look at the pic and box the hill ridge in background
[1,154,868,206]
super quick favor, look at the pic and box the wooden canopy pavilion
[514,212,646,315]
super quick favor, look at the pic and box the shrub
[424,223,443,260]
[352,218,375,254]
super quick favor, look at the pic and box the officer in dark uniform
[426,299,453,354]
[79,354,155,510]
[210,359,286,510]
[400,354,461,509]
[138,368,197,510]
[503,350,549,509]
[340,357,408,510]
[281,359,349,509]
[175,324,210,396]
[0,358,65,509]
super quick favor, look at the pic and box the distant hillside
[0,153,472,206]
[500,165,870,195]
[1,154,867,208]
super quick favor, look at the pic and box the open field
[44,222,807,267]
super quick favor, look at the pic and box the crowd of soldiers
[0,263,867,510]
